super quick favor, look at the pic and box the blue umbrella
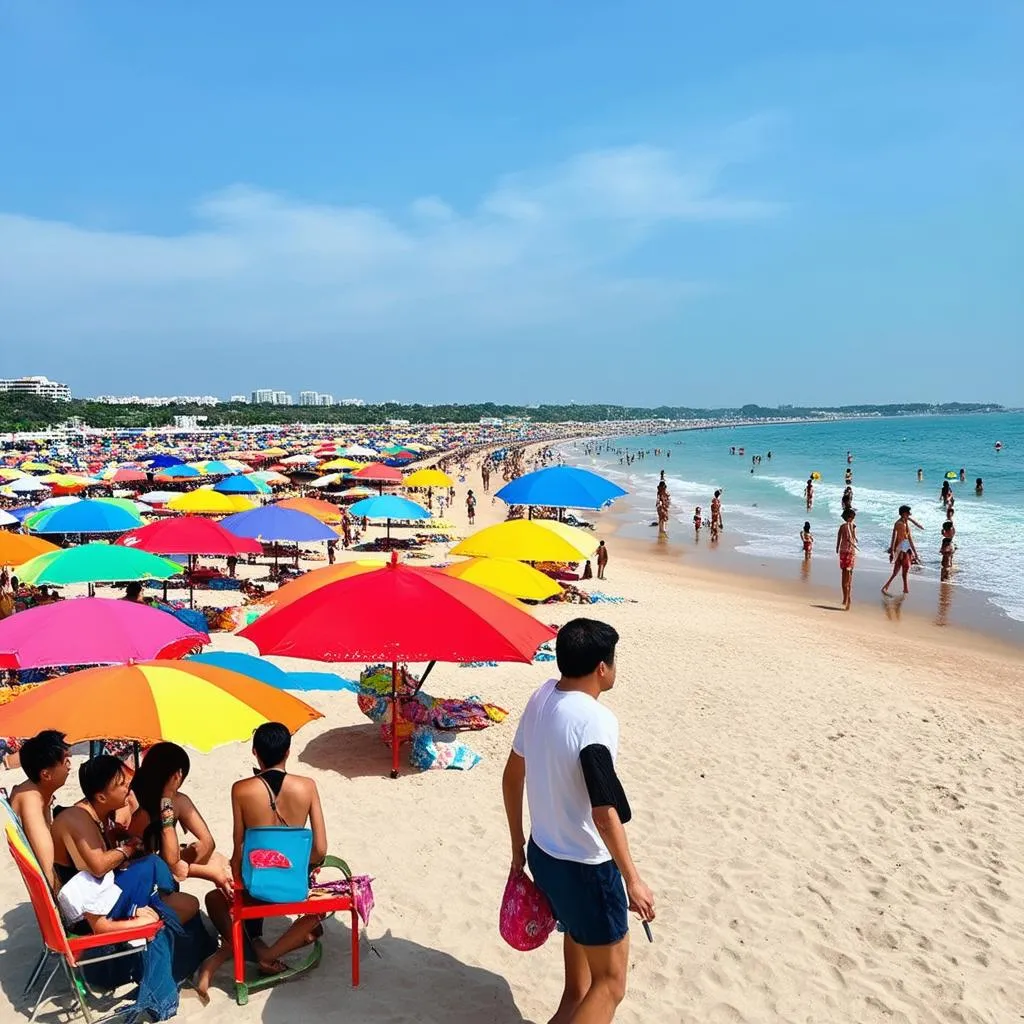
[28,498,143,535]
[495,466,628,510]
[187,651,357,692]
[213,474,271,495]
[156,464,201,479]
[143,455,184,469]
[220,505,338,542]
[349,495,430,540]
[6,506,40,523]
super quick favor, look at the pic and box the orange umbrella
[274,497,343,523]
[256,560,385,612]
[0,660,322,752]
[0,532,61,567]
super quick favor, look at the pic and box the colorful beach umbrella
[0,532,61,567]
[165,490,256,515]
[352,463,404,484]
[348,495,430,539]
[117,516,262,557]
[254,560,385,612]
[155,465,201,480]
[495,466,627,510]
[0,509,17,528]
[240,551,555,776]
[17,544,183,585]
[0,598,209,669]
[403,468,453,489]
[213,474,272,495]
[441,557,563,601]
[187,652,357,693]
[220,505,338,543]
[274,497,343,523]
[6,477,48,495]
[27,498,143,535]
[0,660,322,752]
[451,520,598,561]
[318,458,361,472]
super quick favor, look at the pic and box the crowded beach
[0,424,1022,1024]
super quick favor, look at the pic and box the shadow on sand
[300,723,400,780]
[260,927,534,1024]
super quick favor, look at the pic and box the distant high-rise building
[273,391,292,406]
[339,398,365,406]
[317,393,334,406]
[252,389,275,404]
[0,375,72,401]
[299,391,319,406]
[230,394,248,403]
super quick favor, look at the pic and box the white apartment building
[0,375,72,401]
[252,389,276,404]
[339,398,365,406]
[300,391,335,406]
[92,394,220,406]
[230,394,248,403]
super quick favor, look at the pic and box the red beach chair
[229,854,360,1006]
[5,821,163,1023]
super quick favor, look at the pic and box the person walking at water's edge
[836,508,858,610]
[502,619,655,1024]
[882,505,922,596]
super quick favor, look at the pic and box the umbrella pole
[390,661,400,780]
[189,554,196,609]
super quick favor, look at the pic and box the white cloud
[0,141,778,392]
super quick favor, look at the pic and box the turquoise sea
[566,413,1024,627]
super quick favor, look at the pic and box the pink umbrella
[0,597,209,669]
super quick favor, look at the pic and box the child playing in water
[800,522,813,558]
[693,507,702,537]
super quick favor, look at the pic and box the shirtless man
[882,505,922,595]
[836,508,858,610]
[804,477,814,510]
[197,722,327,997]
[8,730,71,890]
[52,755,199,927]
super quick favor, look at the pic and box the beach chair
[229,855,360,1006]
[4,821,163,1023]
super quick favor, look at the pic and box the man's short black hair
[253,722,292,766]
[79,755,125,800]
[899,505,912,516]
[556,618,619,679]
[19,730,68,783]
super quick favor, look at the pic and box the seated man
[196,722,327,997]
[51,755,199,929]
[8,730,72,891]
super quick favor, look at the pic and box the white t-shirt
[512,678,619,865]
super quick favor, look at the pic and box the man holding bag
[502,618,655,1024]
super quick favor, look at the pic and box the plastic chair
[5,822,163,1023]
[230,854,360,1006]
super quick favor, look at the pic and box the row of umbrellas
[0,462,626,776]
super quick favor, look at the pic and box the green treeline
[0,393,1005,433]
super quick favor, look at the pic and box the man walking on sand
[596,540,608,580]
[502,619,655,1024]
[882,505,922,596]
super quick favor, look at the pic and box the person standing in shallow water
[836,508,858,610]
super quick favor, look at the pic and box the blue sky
[0,1,1021,406]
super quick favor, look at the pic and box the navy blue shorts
[527,837,628,947]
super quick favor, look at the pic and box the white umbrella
[8,477,48,494]
[341,445,377,459]
[136,491,184,505]
[0,509,17,527]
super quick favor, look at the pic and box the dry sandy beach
[1,455,1022,1024]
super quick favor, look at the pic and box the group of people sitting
[5,721,328,1010]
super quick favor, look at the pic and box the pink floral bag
[499,868,556,951]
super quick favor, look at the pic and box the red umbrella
[352,462,404,495]
[108,469,148,484]
[117,516,262,606]
[240,551,555,777]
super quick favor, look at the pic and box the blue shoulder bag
[240,775,312,904]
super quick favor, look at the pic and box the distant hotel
[251,389,293,405]
[92,394,221,406]
[299,391,335,407]
[0,375,72,401]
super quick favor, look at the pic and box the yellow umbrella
[259,447,288,457]
[0,532,61,567]
[166,490,257,515]
[441,557,562,600]
[19,462,55,474]
[403,468,453,488]
[0,469,26,481]
[451,520,598,561]
[319,457,361,471]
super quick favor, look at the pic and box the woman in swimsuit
[882,506,921,595]
[800,522,814,558]
[835,508,858,610]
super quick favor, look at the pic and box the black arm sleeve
[579,744,631,824]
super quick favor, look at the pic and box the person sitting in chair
[196,722,327,998]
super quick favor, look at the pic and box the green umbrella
[17,543,183,586]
